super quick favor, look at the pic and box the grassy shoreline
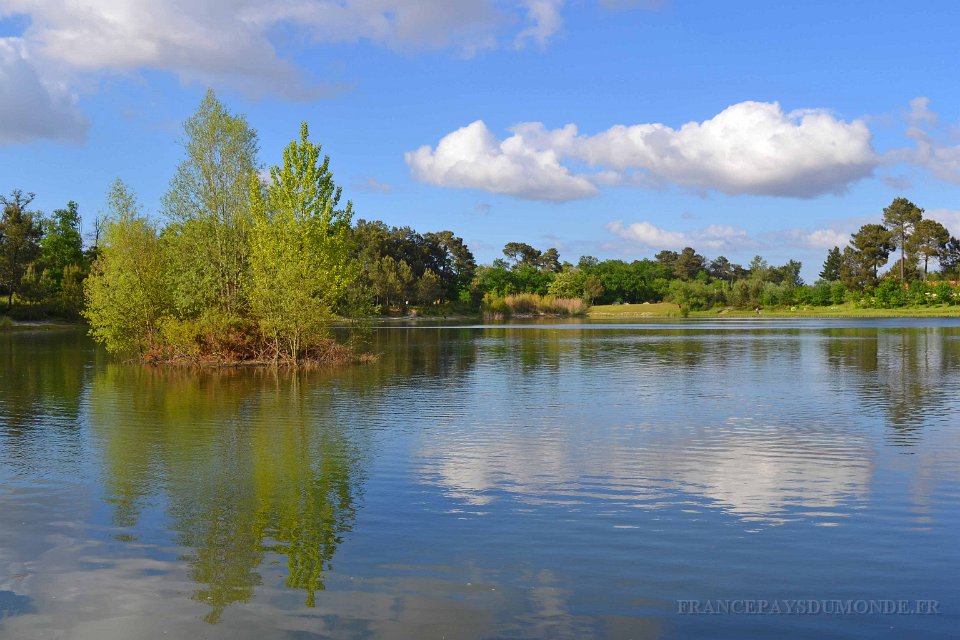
[7,303,960,336]
[587,302,960,319]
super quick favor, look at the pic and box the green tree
[367,255,413,311]
[820,246,843,281]
[939,237,960,280]
[583,275,604,304]
[416,269,442,304]
[673,247,707,281]
[539,247,561,273]
[748,255,770,280]
[84,180,170,357]
[709,256,733,282]
[423,230,476,301]
[547,268,584,298]
[502,242,542,269]
[771,259,803,288]
[0,190,44,309]
[248,122,356,362]
[163,89,259,317]
[850,223,894,283]
[907,218,950,280]
[882,197,924,282]
[838,246,871,292]
[40,200,85,287]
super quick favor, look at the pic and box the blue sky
[2,0,960,280]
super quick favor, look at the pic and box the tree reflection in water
[89,366,365,622]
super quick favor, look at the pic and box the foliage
[163,89,259,317]
[882,196,924,282]
[84,180,170,357]
[873,279,908,308]
[248,122,357,363]
[39,200,84,286]
[820,247,843,281]
[351,220,476,312]
[0,190,43,309]
[850,223,894,284]
[908,218,949,279]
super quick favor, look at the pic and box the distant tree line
[468,198,960,313]
[0,190,97,319]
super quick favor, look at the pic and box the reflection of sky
[419,416,873,525]
[414,326,960,526]
[0,498,634,640]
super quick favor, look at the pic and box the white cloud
[606,220,755,251]
[606,220,688,248]
[515,0,565,48]
[901,97,960,184]
[0,1,583,102]
[409,101,879,201]
[783,228,851,250]
[570,101,878,197]
[2,0,663,145]
[405,120,598,201]
[926,208,960,236]
[0,38,87,144]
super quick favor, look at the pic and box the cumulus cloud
[405,120,598,201]
[0,38,87,144]
[607,220,755,251]
[409,101,880,201]
[567,101,878,197]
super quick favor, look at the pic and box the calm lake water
[1,320,959,639]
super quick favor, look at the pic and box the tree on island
[248,122,357,363]
[163,89,259,319]
[84,180,169,357]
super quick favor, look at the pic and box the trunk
[924,256,929,281]
[900,238,905,282]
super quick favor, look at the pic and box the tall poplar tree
[163,89,259,318]
[248,122,357,362]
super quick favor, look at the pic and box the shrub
[874,279,907,308]
[934,281,955,304]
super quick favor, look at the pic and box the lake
[1,320,958,639]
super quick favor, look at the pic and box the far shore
[7,303,960,335]
[587,302,960,319]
